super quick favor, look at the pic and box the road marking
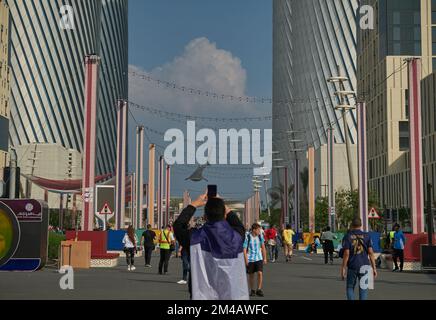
[302,257,313,261]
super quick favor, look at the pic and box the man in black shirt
[141,224,156,268]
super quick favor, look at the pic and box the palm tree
[268,184,295,209]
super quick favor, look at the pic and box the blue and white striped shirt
[243,233,264,263]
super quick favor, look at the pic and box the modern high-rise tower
[273,0,359,156]
[272,0,360,230]
[0,0,10,183]
[6,0,128,176]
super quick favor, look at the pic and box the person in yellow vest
[159,224,175,275]
[282,224,295,262]
[388,228,396,249]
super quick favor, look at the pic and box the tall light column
[131,173,136,228]
[136,126,144,229]
[294,158,300,233]
[255,190,261,223]
[115,99,128,230]
[165,165,171,225]
[283,167,289,229]
[357,102,369,232]
[157,156,164,228]
[81,55,100,232]
[308,147,315,233]
[408,58,424,234]
[148,145,156,228]
[327,127,336,231]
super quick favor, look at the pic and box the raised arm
[173,194,207,249]
[173,205,196,249]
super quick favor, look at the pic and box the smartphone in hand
[207,185,217,198]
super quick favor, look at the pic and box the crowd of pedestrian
[118,197,409,301]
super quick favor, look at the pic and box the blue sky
[129,0,272,98]
[128,0,273,202]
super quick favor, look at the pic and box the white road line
[302,257,313,261]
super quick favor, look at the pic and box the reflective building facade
[273,0,359,159]
[0,0,10,181]
[7,0,128,175]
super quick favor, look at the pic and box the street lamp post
[328,68,357,192]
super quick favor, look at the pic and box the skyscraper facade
[0,0,10,182]
[358,0,433,221]
[272,0,360,222]
[273,0,359,159]
[6,0,128,176]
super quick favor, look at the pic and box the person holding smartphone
[173,186,248,300]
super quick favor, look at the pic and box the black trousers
[144,246,154,265]
[323,240,334,264]
[126,248,135,266]
[159,248,171,274]
[393,249,404,270]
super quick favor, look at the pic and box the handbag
[268,239,276,246]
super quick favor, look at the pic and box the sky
[128,0,273,203]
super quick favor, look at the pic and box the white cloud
[129,37,265,117]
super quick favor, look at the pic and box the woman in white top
[122,226,138,271]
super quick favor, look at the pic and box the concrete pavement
[1,252,435,300]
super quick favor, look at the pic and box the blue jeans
[181,250,190,281]
[346,268,369,301]
[268,245,276,261]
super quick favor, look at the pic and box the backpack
[339,232,368,259]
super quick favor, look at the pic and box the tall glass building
[6,0,128,175]
[273,0,359,158]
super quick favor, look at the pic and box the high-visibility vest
[159,230,172,249]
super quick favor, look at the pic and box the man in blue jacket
[392,224,406,272]
[173,193,248,300]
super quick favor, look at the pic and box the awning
[21,173,113,194]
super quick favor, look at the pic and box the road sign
[368,207,380,219]
[95,185,115,226]
[330,207,336,216]
[82,188,93,203]
[100,202,112,215]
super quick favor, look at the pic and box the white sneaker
[127,266,131,271]
[131,266,136,271]
[177,280,187,285]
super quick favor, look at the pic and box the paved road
[1,252,436,300]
